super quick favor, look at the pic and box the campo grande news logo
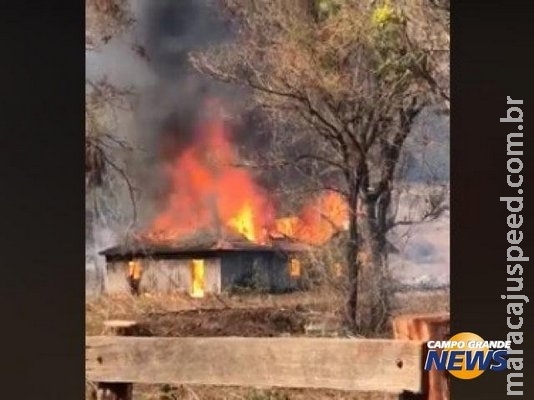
[424,332,509,379]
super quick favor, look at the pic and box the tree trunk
[345,182,359,331]
[346,184,389,334]
[89,189,107,296]
[356,195,388,333]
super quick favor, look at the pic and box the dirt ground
[86,288,448,336]
[87,290,335,336]
[138,306,309,337]
[86,288,449,399]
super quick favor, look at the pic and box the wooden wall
[105,251,299,295]
[220,252,298,292]
[105,258,221,295]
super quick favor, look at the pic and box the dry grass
[86,288,345,336]
[390,289,450,316]
[86,288,449,336]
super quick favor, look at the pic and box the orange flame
[149,100,350,247]
[191,259,205,298]
[227,203,257,242]
[150,103,274,243]
[274,191,348,245]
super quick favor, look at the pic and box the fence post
[393,313,450,400]
[94,321,138,400]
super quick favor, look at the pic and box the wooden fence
[86,313,449,400]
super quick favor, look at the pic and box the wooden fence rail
[87,336,424,394]
[86,313,449,400]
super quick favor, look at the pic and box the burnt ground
[138,306,309,337]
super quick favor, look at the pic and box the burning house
[100,229,308,296]
[98,101,350,296]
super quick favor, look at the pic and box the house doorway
[191,259,205,298]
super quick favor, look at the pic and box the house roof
[100,227,310,258]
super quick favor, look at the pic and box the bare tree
[85,0,138,199]
[86,0,135,51]
[86,0,141,294]
[191,0,448,333]
[402,0,450,109]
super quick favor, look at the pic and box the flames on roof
[103,99,350,259]
[100,226,311,258]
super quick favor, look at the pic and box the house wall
[270,253,299,291]
[106,260,130,294]
[220,253,269,290]
[105,251,300,295]
[220,252,298,292]
[105,257,221,295]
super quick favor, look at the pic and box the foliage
[371,1,396,27]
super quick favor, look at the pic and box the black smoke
[132,0,258,222]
